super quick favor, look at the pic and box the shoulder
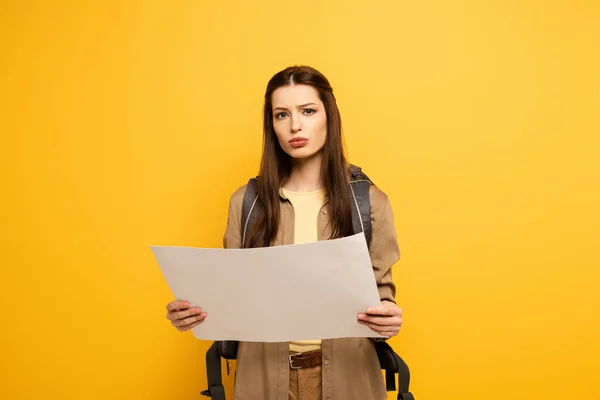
[368,184,391,210]
[228,182,249,212]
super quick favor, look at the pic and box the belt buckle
[289,354,302,370]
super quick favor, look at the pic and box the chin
[286,148,320,160]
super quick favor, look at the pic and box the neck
[284,153,324,192]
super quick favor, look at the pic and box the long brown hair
[244,65,353,248]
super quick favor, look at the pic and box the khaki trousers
[288,364,322,400]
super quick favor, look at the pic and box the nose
[290,113,302,133]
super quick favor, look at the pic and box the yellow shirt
[281,187,326,353]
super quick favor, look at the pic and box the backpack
[201,165,414,400]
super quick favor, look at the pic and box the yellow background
[1,1,599,399]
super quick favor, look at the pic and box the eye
[303,108,316,115]
[275,112,288,119]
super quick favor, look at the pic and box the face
[271,84,327,162]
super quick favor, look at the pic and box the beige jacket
[222,182,400,400]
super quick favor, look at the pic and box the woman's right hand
[166,300,206,332]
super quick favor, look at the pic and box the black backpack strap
[201,342,226,400]
[219,340,239,360]
[348,164,373,248]
[241,178,259,248]
[395,352,413,400]
[374,341,414,399]
[374,341,399,391]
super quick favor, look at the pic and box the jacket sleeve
[369,187,400,304]
[222,185,245,250]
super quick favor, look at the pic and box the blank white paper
[150,232,385,342]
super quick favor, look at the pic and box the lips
[289,137,309,148]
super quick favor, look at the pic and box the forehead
[271,84,322,107]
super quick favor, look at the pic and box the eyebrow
[272,103,318,112]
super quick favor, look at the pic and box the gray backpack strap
[241,178,259,248]
[243,170,372,248]
[348,164,373,249]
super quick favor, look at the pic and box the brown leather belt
[289,350,322,369]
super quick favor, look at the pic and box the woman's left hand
[357,300,403,338]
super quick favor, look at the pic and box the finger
[172,312,206,326]
[172,313,205,328]
[358,319,402,333]
[167,307,203,321]
[358,315,402,327]
[166,301,190,312]
[364,306,388,316]
[189,320,203,329]
[177,318,205,331]
[175,322,201,332]
[366,305,400,316]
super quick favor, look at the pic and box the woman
[165,65,403,400]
